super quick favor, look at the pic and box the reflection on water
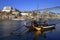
[0,20,60,40]
[34,31,41,36]
[32,28,55,40]
[33,31,42,40]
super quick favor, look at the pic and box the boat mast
[36,1,40,21]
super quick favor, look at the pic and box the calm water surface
[0,20,60,40]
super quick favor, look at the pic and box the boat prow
[34,27,42,31]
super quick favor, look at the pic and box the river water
[0,20,60,40]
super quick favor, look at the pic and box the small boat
[25,24,55,31]
[12,18,26,20]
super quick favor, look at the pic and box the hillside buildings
[0,6,60,20]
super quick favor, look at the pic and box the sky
[0,0,60,13]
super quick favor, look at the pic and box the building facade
[2,6,12,12]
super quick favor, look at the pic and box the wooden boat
[25,24,55,31]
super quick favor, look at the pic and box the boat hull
[42,25,55,31]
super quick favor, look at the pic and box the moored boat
[12,18,26,20]
[25,24,55,31]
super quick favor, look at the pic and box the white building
[21,13,29,16]
[2,6,12,12]
[12,11,19,15]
